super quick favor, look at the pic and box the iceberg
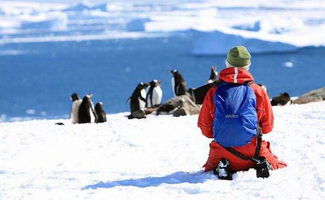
[91,3,109,12]
[0,0,324,47]
[63,2,91,12]
[20,12,68,30]
[126,18,150,32]
[192,29,298,55]
[232,21,261,32]
[64,2,110,12]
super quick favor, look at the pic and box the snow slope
[0,102,324,200]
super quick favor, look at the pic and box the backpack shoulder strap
[253,128,262,159]
[224,147,251,161]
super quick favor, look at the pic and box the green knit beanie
[226,46,251,67]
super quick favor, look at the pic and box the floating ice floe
[0,50,26,56]
[283,61,294,68]
[26,109,36,115]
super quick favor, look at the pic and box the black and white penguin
[187,67,219,104]
[78,95,98,123]
[146,80,163,108]
[207,66,218,83]
[70,93,82,124]
[95,102,107,123]
[188,81,220,104]
[128,82,149,119]
[170,69,187,97]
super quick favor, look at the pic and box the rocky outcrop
[293,87,325,104]
[271,92,292,106]
[157,95,201,117]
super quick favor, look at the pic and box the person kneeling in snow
[198,46,287,179]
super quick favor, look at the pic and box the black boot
[255,156,271,178]
[213,158,233,180]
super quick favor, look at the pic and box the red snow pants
[203,137,287,172]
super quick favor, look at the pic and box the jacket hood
[219,67,254,84]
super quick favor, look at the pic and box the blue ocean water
[0,33,324,121]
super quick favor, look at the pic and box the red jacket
[198,67,286,171]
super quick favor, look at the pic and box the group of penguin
[70,93,107,124]
[128,67,218,119]
[67,67,218,123]
[68,65,291,123]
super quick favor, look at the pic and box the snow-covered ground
[0,102,324,200]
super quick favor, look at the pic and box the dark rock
[157,95,201,116]
[293,87,325,104]
[271,92,292,106]
[128,110,146,119]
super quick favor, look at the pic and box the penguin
[95,102,107,123]
[145,80,163,108]
[78,94,98,123]
[170,69,187,97]
[207,66,218,83]
[188,80,221,104]
[128,82,149,119]
[187,67,219,104]
[70,93,82,124]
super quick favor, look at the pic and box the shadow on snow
[83,171,215,190]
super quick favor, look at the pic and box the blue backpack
[213,82,258,147]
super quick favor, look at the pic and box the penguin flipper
[92,107,98,123]
[139,96,147,104]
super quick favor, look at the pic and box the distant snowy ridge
[0,101,324,199]
[0,0,325,54]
